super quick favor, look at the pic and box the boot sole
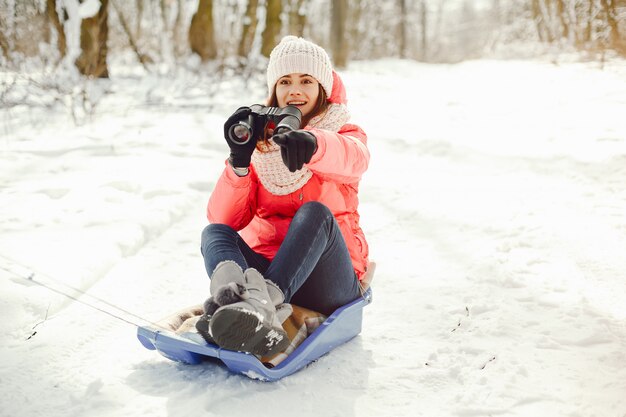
[210,308,290,356]
[195,315,216,344]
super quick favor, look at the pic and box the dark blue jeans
[200,201,361,316]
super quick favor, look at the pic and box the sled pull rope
[0,253,169,331]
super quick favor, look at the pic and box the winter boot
[196,262,294,346]
[195,296,220,344]
[196,261,249,344]
[208,263,290,356]
[265,279,293,322]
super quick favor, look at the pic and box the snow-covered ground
[1,56,626,417]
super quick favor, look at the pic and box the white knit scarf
[252,103,350,196]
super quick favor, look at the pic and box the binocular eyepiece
[228,104,302,145]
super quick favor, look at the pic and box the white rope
[0,253,170,332]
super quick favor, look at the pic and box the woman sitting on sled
[197,36,371,357]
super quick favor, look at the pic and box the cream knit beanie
[266,36,334,97]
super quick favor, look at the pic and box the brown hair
[258,83,330,149]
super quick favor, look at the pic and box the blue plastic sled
[137,288,372,381]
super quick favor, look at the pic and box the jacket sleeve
[207,160,258,230]
[305,123,369,184]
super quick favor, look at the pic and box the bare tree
[399,0,407,58]
[111,0,151,69]
[0,19,9,60]
[189,0,217,61]
[556,0,570,39]
[136,0,143,39]
[46,0,67,59]
[173,0,184,57]
[159,0,168,31]
[526,0,625,55]
[584,0,594,43]
[532,0,555,42]
[600,0,623,51]
[288,0,307,37]
[5,0,626,71]
[532,0,545,41]
[75,0,109,78]
[261,0,282,57]
[348,0,362,55]
[331,0,348,68]
[238,0,259,58]
[420,0,428,61]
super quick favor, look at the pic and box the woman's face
[275,73,320,118]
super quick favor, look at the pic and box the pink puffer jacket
[207,72,370,279]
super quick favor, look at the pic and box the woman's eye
[279,79,290,85]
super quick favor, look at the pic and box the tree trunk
[261,0,282,57]
[331,0,348,68]
[420,0,428,61]
[288,0,306,37]
[238,0,259,58]
[0,11,11,60]
[584,0,593,42]
[160,0,168,30]
[556,0,569,39]
[0,29,9,60]
[399,0,407,58]
[600,0,622,50]
[532,0,544,41]
[75,0,109,78]
[111,0,151,69]
[568,0,581,45]
[136,0,144,39]
[46,0,67,58]
[189,0,217,61]
[173,0,184,57]
[348,0,362,56]
[538,0,556,42]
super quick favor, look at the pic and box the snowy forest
[1,0,625,75]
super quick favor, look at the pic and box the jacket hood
[328,71,348,106]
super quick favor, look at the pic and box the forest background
[1,0,625,94]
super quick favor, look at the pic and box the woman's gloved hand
[272,130,318,172]
[223,107,258,168]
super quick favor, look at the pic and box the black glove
[272,130,318,172]
[223,107,258,168]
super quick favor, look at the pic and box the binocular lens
[229,122,252,144]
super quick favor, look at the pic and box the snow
[78,0,103,19]
[59,0,84,66]
[2,56,626,417]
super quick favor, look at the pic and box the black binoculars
[228,105,302,145]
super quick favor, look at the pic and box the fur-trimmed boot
[195,297,220,344]
[196,261,292,348]
[266,280,293,323]
[207,261,290,356]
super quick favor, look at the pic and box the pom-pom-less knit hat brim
[266,36,334,97]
